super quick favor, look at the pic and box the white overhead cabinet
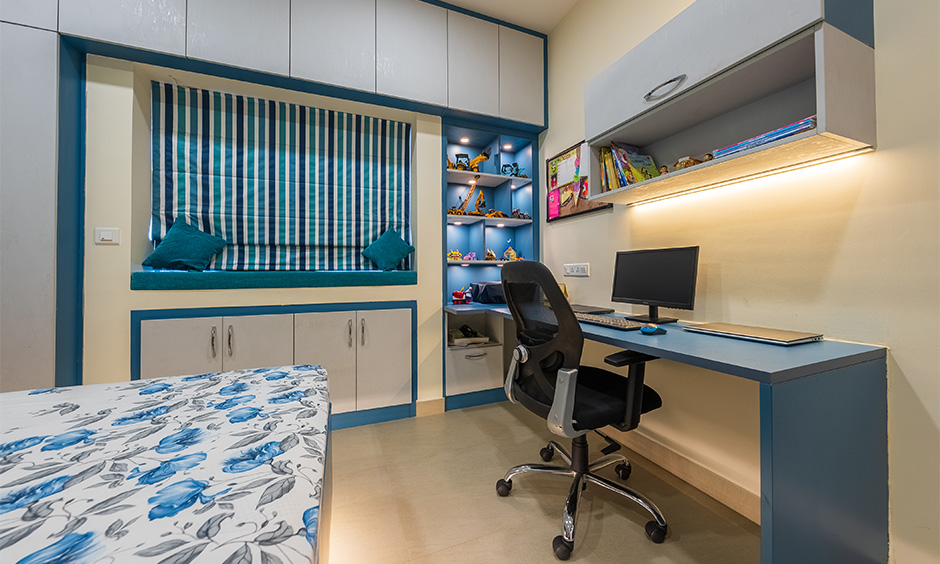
[187,0,290,76]
[291,0,376,93]
[375,0,448,106]
[294,308,413,413]
[58,0,187,56]
[447,12,499,116]
[584,0,875,206]
[498,26,545,126]
[0,0,58,31]
[139,314,294,379]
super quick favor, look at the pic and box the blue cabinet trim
[131,269,417,290]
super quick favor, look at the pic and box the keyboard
[573,312,645,331]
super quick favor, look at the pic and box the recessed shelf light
[460,137,470,144]
[503,143,513,150]
[454,221,462,225]
[496,223,505,228]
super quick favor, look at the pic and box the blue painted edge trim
[824,0,874,47]
[55,37,85,388]
[130,269,417,290]
[331,403,412,430]
[445,387,507,411]
[131,301,417,428]
[66,37,546,136]
[417,0,546,39]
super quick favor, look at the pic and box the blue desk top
[472,305,886,384]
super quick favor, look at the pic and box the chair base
[496,437,668,560]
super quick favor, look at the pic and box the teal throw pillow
[361,229,415,271]
[142,221,227,271]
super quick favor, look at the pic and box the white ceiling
[442,0,578,34]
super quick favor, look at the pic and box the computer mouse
[640,325,667,335]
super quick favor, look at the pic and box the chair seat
[516,365,662,431]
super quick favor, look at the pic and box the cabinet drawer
[445,346,504,396]
[585,0,822,141]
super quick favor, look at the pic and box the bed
[0,365,331,563]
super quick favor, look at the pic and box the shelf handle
[644,74,687,102]
[227,325,234,357]
[210,326,217,359]
[465,352,488,360]
[348,318,353,348]
[361,318,366,346]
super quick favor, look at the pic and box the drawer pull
[210,326,217,359]
[361,318,366,346]
[348,319,353,348]
[465,352,487,360]
[644,74,687,101]
[227,325,234,357]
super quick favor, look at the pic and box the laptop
[683,322,823,346]
[569,304,615,315]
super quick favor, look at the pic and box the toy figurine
[674,156,703,170]
[462,251,477,261]
[452,286,472,305]
[447,249,462,261]
[511,208,531,220]
[659,165,669,175]
[484,249,497,261]
[455,151,489,172]
[702,152,714,161]
[502,240,518,261]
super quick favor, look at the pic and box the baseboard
[416,398,445,417]
[607,428,761,524]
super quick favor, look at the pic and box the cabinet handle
[227,325,234,357]
[465,352,487,360]
[643,74,687,102]
[360,318,366,346]
[347,319,353,348]
[210,326,217,359]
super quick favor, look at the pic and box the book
[625,151,660,182]
[610,143,637,185]
[602,148,621,191]
[714,116,817,159]
[598,148,609,191]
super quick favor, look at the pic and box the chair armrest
[547,368,588,439]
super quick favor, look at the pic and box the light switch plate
[94,227,120,245]
[563,263,590,277]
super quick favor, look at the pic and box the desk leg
[760,359,887,564]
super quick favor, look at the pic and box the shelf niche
[586,23,875,206]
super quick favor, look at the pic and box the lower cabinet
[137,304,414,418]
[139,314,293,379]
[294,308,413,414]
[444,311,506,396]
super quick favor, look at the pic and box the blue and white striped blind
[151,81,412,270]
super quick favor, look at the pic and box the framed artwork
[546,141,611,222]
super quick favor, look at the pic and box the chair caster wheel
[540,445,555,462]
[645,521,667,544]
[615,462,632,480]
[552,535,573,560]
[496,478,512,497]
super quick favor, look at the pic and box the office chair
[497,260,668,560]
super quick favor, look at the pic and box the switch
[94,227,121,245]
[563,263,590,277]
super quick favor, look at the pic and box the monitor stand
[622,306,678,324]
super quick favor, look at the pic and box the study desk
[448,304,888,564]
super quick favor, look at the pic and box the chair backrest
[501,261,583,413]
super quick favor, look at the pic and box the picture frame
[546,141,612,222]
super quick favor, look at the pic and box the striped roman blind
[151,81,412,270]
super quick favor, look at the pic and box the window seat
[131,268,417,290]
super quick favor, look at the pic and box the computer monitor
[611,246,699,324]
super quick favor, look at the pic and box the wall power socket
[563,263,590,277]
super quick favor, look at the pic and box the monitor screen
[611,246,699,323]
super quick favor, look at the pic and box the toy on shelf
[452,286,472,305]
[462,251,477,261]
[502,240,518,261]
[454,150,489,172]
[674,155,703,170]
[485,209,508,218]
[483,249,497,261]
[447,249,463,261]
[447,176,485,215]
[511,208,531,220]
[446,155,457,170]
[659,165,670,175]
[501,162,528,178]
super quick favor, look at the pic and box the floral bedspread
[0,365,330,564]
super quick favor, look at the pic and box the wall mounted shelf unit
[584,0,875,206]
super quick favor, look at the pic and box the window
[150,81,412,271]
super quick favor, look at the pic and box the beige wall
[83,57,444,405]
[544,0,939,562]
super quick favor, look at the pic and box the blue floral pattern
[0,365,330,563]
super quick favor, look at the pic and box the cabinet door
[294,312,358,414]
[1,0,58,31]
[140,317,223,379]
[445,346,504,395]
[375,0,447,106]
[223,315,294,371]
[584,0,822,141]
[58,0,186,56]
[447,12,499,116]
[291,0,376,92]
[187,0,290,75]
[498,26,544,126]
[356,309,412,410]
